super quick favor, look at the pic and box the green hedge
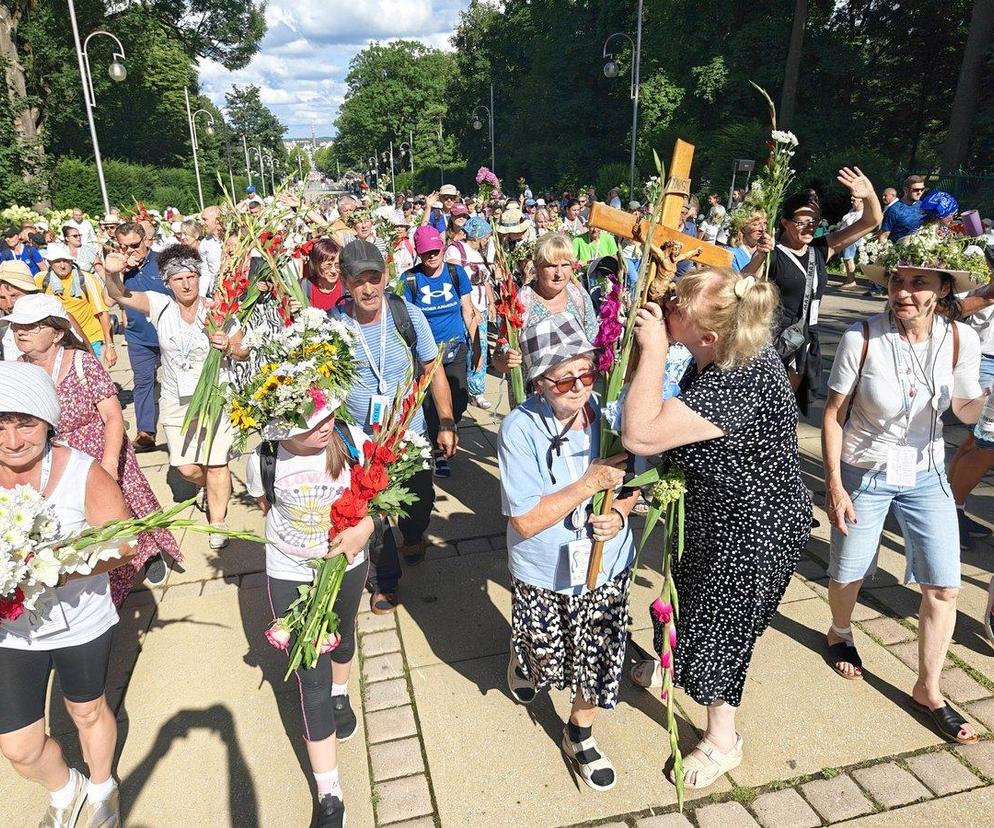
[48,157,238,215]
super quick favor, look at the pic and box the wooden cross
[589,139,733,277]
[584,139,731,591]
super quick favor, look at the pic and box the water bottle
[974,394,994,449]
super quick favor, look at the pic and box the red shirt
[307,278,344,311]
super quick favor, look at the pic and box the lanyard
[539,398,592,537]
[349,299,388,394]
[39,442,53,494]
[887,313,937,445]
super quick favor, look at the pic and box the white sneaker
[209,524,229,550]
[473,394,492,410]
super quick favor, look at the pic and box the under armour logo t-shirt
[404,264,473,347]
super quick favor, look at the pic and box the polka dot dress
[665,346,812,706]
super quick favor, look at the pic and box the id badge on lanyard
[557,420,594,587]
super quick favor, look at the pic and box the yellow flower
[261,362,278,375]
[230,403,258,429]
[317,363,333,378]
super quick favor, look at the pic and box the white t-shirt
[245,427,369,582]
[828,313,981,471]
[2,326,23,361]
[961,288,994,356]
[199,237,222,297]
[146,292,236,403]
[0,449,117,650]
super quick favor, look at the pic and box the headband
[161,257,200,281]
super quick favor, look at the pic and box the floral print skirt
[510,569,631,709]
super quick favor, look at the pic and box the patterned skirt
[510,569,632,709]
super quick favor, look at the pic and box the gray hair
[180,219,204,240]
[337,195,358,209]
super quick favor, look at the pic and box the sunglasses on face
[789,219,818,231]
[910,187,925,193]
[544,370,597,394]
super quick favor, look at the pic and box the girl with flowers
[104,244,248,549]
[244,399,371,828]
[0,363,134,828]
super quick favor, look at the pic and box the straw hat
[496,205,530,234]
[0,260,40,293]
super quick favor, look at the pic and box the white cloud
[199,0,468,138]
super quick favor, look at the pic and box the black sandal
[827,641,863,680]
[909,698,979,745]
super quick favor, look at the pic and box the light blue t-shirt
[331,301,439,435]
[731,245,752,272]
[498,395,635,595]
[403,263,472,349]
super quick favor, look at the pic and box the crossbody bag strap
[952,319,960,369]
[777,243,815,325]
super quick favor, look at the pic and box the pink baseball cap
[449,203,469,218]
[413,226,444,255]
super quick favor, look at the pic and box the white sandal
[506,651,536,704]
[673,734,743,789]
[561,727,617,792]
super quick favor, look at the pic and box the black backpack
[403,263,461,311]
[259,423,360,507]
[333,292,419,359]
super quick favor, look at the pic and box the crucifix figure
[588,139,733,302]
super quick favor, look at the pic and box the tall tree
[780,0,808,130]
[224,85,288,166]
[941,0,994,171]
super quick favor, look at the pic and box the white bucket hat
[3,293,69,324]
[262,393,345,441]
[0,362,60,428]
[41,243,73,262]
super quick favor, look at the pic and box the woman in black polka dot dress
[624,267,811,791]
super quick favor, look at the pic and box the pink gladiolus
[650,598,673,625]
[660,649,672,670]
[660,689,669,702]
[318,632,341,654]
[669,626,677,649]
[265,623,291,651]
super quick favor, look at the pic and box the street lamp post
[184,88,215,211]
[241,135,252,186]
[471,83,496,174]
[381,141,396,203]
[602,0,644,199]
[67,0,127,215]
[252,147,266,197]
[263,151,276,195]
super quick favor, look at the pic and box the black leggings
[0,626,115,735]
[266,560,367,742]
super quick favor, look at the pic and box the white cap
[390,210,410,226]
[536,199,546,206]
[41,243,73,262]
[35,219,49,231]
[0,362,60,428]
[2,293,69,325]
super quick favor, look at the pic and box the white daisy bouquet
[857,235,894,268]
[0,492,263,623]
[229,307,360,449]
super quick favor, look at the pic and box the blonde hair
[534,232,573,267]
[729,206,767,246]
[677,267,779,369]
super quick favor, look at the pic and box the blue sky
[198,0,471,139]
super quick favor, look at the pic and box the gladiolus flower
[660,650,672,670]
[650,597,673,625]
[669,626,677,650]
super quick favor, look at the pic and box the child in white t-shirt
[245,405,373,827]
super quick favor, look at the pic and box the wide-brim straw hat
[863,263,987,294]
[496,207,530,234]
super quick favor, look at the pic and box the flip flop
[827,640,863,680]
[909,698,979,745]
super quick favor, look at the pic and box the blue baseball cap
[246,184,256,194]
[525,198,537,207]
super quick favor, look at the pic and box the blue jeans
[829,463,961,588]
[128,341,161,434]
[979,353,994,391]
[467,319,488,397]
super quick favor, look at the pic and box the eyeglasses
[910,187,925,193]
[118,240,143,251]
[789,219,818,231]
[544,370,597,394]
[65,233,81,239]
[11,321,49,333]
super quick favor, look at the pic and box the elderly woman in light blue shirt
[497,315,637,794]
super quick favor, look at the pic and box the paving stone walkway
[3,281,994,827]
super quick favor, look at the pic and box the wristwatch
[438,423,457,433]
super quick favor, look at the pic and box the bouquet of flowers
[182,190,310,443]
[476,166,501,203]
[229,307,360,450]
[746,83,798,277]
[491,244,526,406]
[0,491,262,622]
[270,356,445,677]
[887,225,989,281]
[857,234,894,274]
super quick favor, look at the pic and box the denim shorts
[841,242,858,262]
[829,462,961,588]
[979,353,994,391]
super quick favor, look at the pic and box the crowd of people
[2,166,994,828]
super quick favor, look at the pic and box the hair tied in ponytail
[733,275,756,300]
